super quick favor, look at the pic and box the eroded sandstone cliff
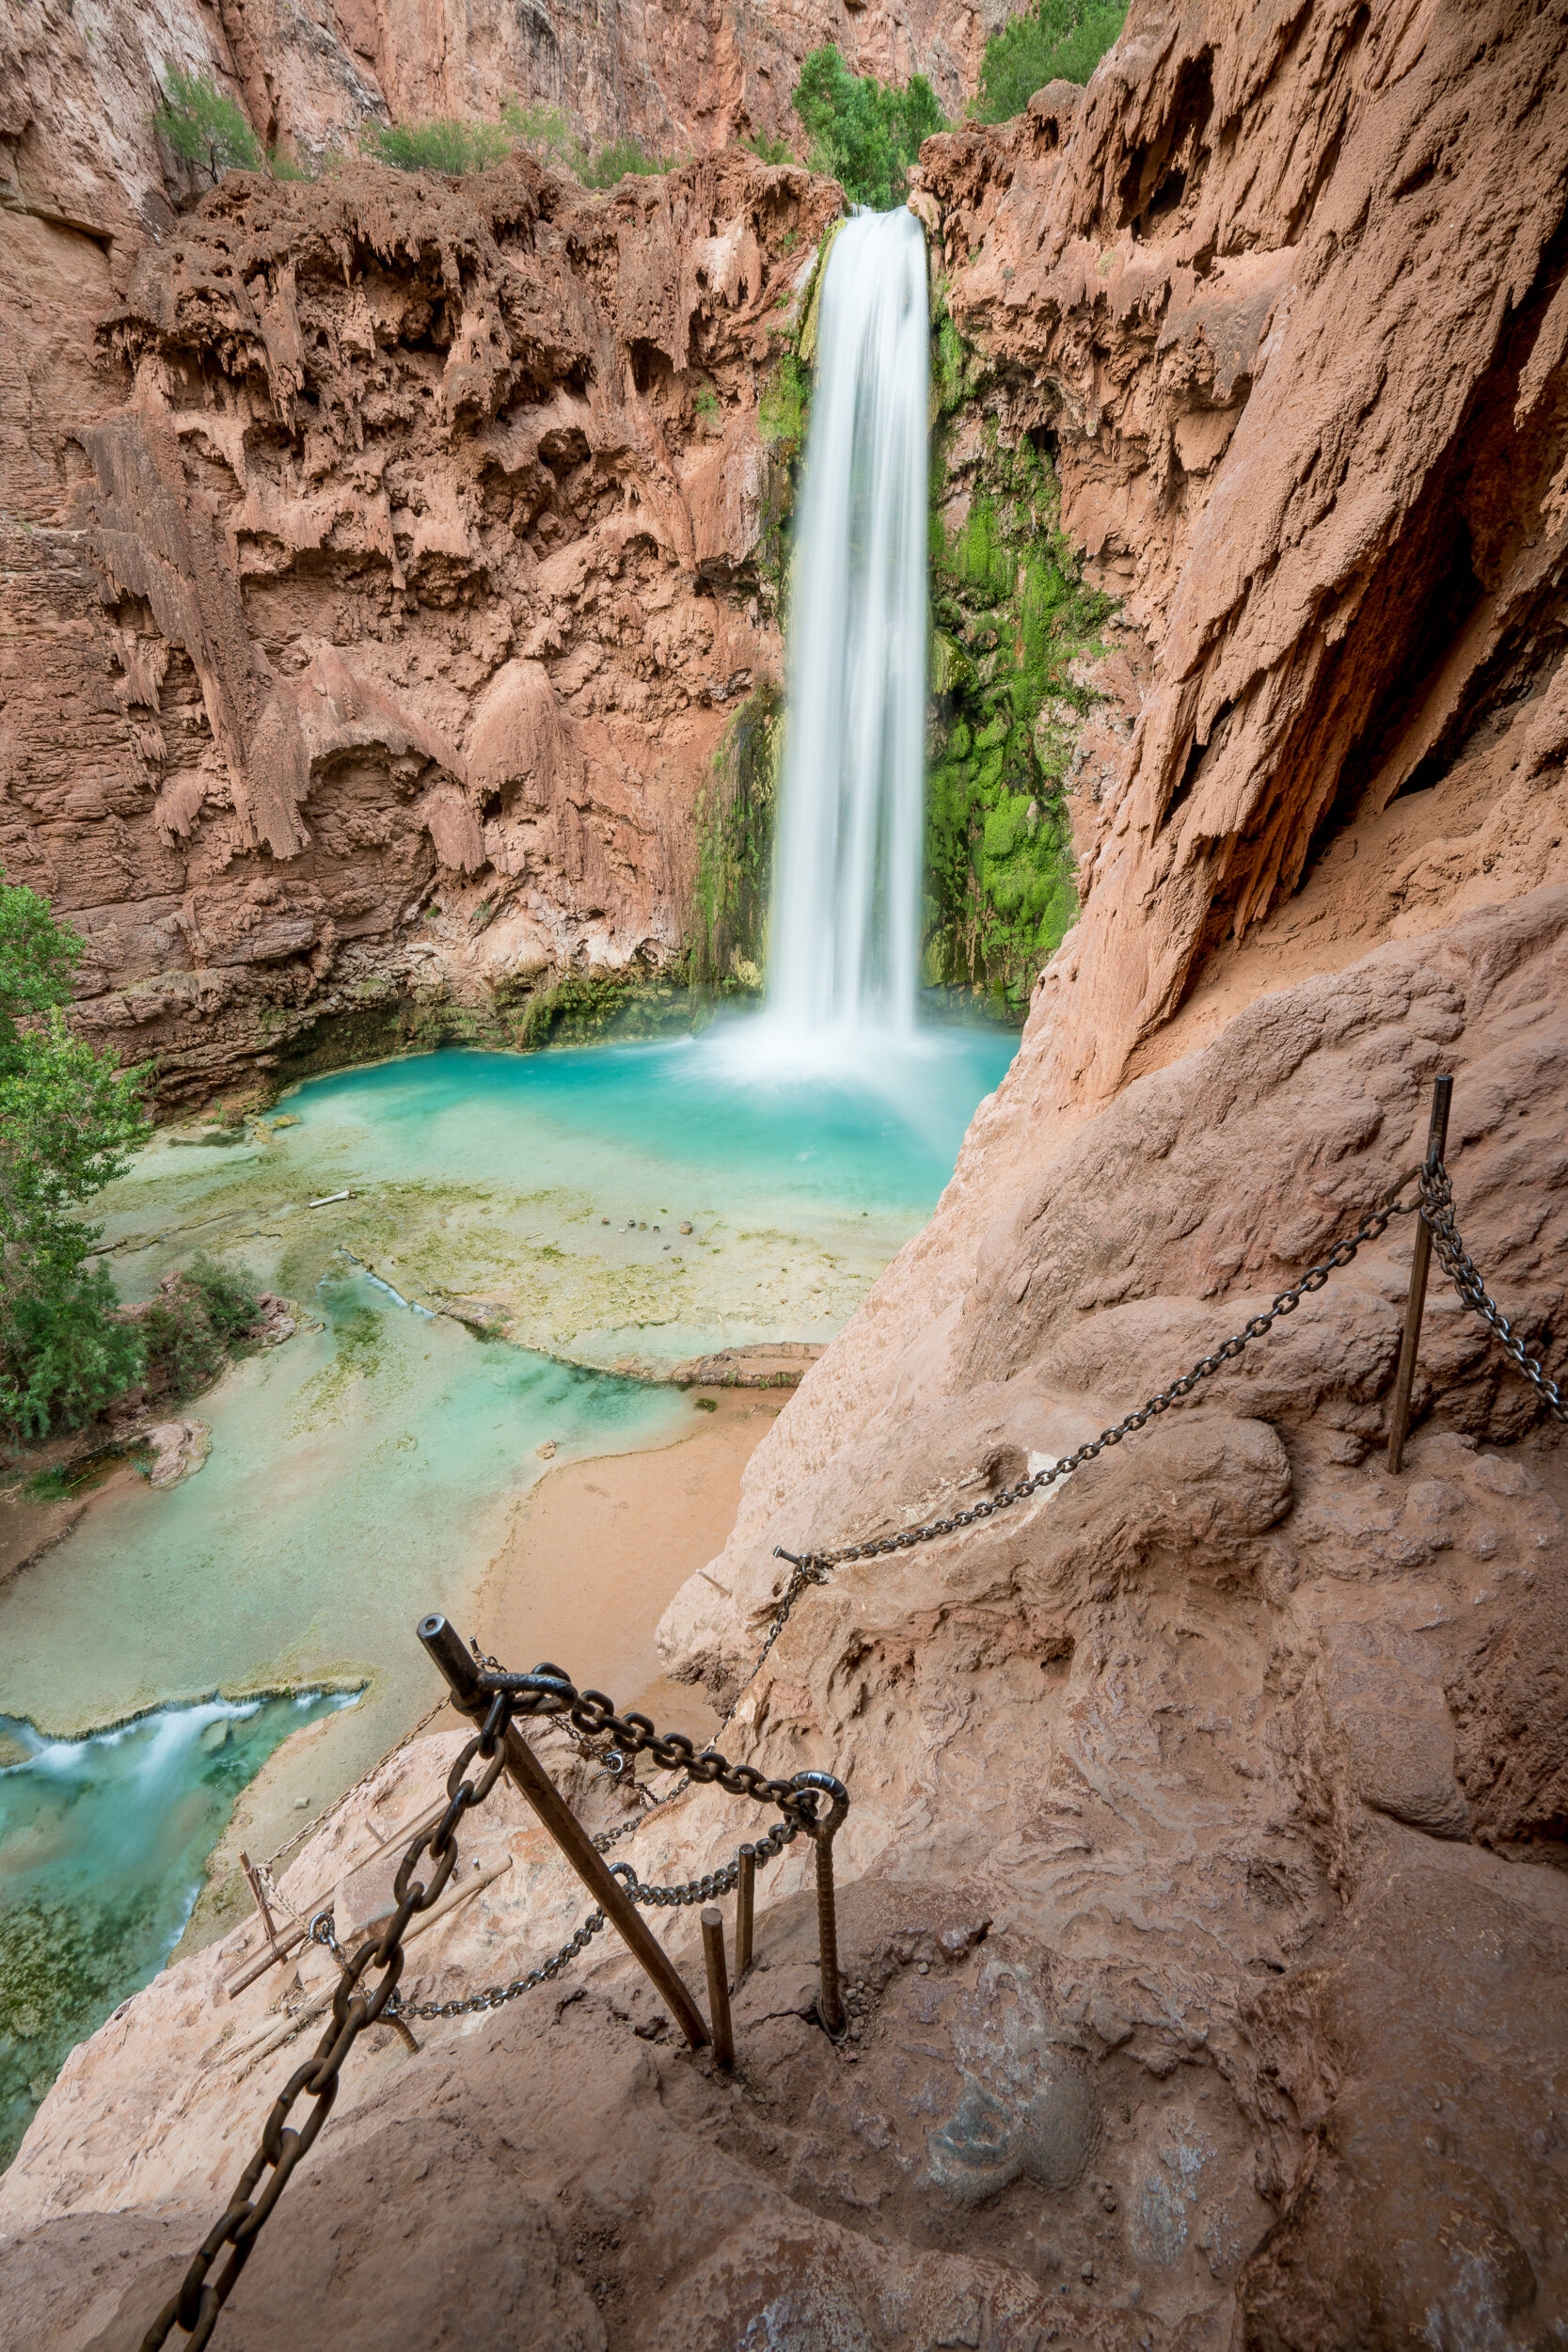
[1,0,1006,227]
[911,0,1568,1121]
[2,152,838,1105]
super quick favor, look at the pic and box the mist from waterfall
[767,209,929,1045]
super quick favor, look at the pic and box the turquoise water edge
[0,1014,1017,2169]
[0,1691,356,2168]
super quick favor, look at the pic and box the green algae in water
[0,1278,687,1810]
[0,1688,356,2170]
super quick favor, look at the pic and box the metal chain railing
[398,1812,802,2020]
[474,1607,832,1860]
[379,1145,1567,2028]
[773,1170,1425,1578]
[142,1677,832,2352]
[376,1140,1566,2033]
[145,1122,1560,2352]
[1419,1162,1565,1419]
[759,1152,1561,1588]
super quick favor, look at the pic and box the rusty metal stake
[793,1770,848,2036]
[418,1613,708,2050]
[239,1850,282,1960]
[1387,1074,1453,1474]
[702,1906,736,2068]
[735,1843,755,1984]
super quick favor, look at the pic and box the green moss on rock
[686,686,780,989]
[924,410,1116,1015]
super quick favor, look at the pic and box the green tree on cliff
[151,66,263,183]
[974,0,1128,124]
[0,876,150,1441]
[791,48,944,209]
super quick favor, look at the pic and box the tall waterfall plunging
[768,209,929,1041]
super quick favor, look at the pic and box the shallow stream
[0,1691,356,2168]
[0,1011,1014,2167]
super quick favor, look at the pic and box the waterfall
[768,209,929,1041]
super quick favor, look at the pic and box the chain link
[465,1633,834,1861]
[1419,1162,1566,1419]
[774,1175,1423,1579]
[140,1689,519,2351]
[397,1815,801,2018]
[461,1665,826,1822]
[397,1901,611,2020]
[145,1675,821,2347]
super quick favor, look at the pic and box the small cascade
[768,209,929,1041]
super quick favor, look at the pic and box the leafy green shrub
[361,117,514,174]
[187,1254,264,1345]
[744,131,795,166]
[1,875,150,1442]
[501,99,581,164]
[138,1256,261,1405]
[152,67,262,181]
[790,46,943,209]
[3,1271,146,1443]
[365,101,680,187]
[577,135,680,188]
[0,876,78,1036]
[973,0,1127,126]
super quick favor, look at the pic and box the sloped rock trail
[5,898,1565,2347]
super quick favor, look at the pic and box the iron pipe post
[702,1906,736,2068]
[1386,1074,1453,1474]
[417,1613,708,2050]
[735,1843,755,1984]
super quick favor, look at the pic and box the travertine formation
[4,1,1568,2346]
[1,153,839,1104]
[911,0,1568,1124]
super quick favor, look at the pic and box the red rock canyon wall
[1,152,839,1104]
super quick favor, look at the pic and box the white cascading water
[767,208,929,1042]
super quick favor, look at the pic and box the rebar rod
[702,1906,735,2068]
[1387,1075,1453,1473]
[735,1844,755,1983]
[417,1613,708,2049]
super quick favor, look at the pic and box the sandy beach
[467,1384,786,1740]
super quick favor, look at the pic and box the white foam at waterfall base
[768,207,929,1045]
[0,1689,358,2168]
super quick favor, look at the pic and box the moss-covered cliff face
[924,311,1116,1017]
[677,243,1114,1025]
[685,686,781,993]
